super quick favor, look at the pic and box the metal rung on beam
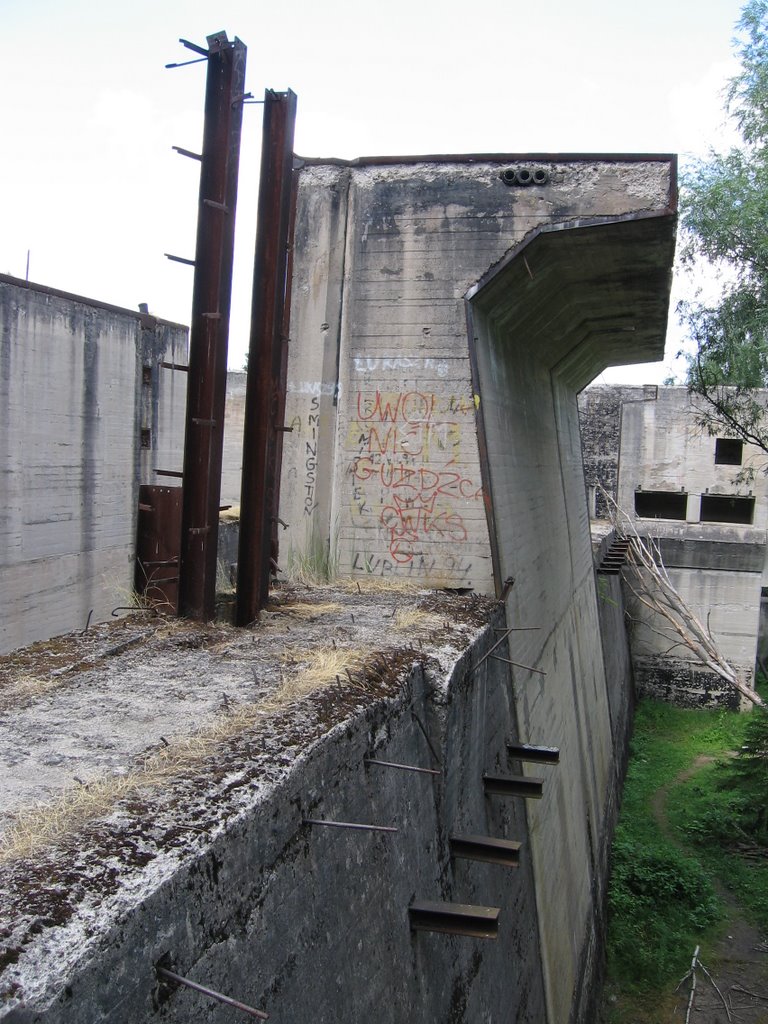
[165,253,196,266]
[483,773,544,799]
[409,900,499,939]
[156,470,184,478]
[506,743,560,765]
[173,146,203,161]
[203,198,229,212]
[450,834,521,867]
[161,361,189,372]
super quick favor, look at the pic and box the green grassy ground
[602,692,767,1015]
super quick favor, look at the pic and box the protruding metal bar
[203,198,229,211]
[450,834,521,867]
[156,469,184,478]
[506,743,560,764]
[179,37,209,56]
[469,627,521,675]
[236,88,298,624]
[483,773,544,799]
[303,818,398,833]
[161,361,190,371]
[411,710,442,766]
[157,967,268,1020]
[166,56,208,69]
[490,654,547,676]
[178,34,246,622]
[493,626,542,632]
[173,146,203,161]
[364,758,441,777]
[409,900,499,939]
[165,253,196,266]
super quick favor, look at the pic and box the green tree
[680,0,768,452]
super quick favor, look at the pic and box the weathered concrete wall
[220,371,246,508]
[273,154,675,1022]
[469,315,624,1024]
[0,276,187,653]
[279,157,675,590]
[618,387,768,526]
[1,625,555,1024]
[625,541,761,708]
[578,385,658,517]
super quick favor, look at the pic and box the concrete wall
[2,627,558,1024]
[220,372,246,509]
[279,157,675,590]
[578,385,659,517]
[273,154,675,1021]
[624,535,762,707]
[618,387,768,527]
[0,276,187,653]
[469,309,623,1024]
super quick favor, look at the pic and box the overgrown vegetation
[679,1,768,449]
[606,703,727,991]
[605,692,768,1009]
[668,707,768,933]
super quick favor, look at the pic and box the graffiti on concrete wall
[348,388,483,575]
[303,395,320,517]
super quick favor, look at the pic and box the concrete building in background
[579,385,768,707]
[0,275,187,653]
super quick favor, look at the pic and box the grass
[667,739,768,934]
[0,645,366,864]
[286,528,339,585]
[605,697,757,997]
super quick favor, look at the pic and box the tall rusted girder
[178,32,246,621]
[236,89,298,625]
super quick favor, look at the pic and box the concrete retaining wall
[2,625,559,1024]
[0,276,187,653]
[469,312,624,1024]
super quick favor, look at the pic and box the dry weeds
[392,608,437,633]
[271,602,343,619]
[0,645,365,864]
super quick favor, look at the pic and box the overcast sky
[1,0,746,382]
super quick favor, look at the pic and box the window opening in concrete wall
[714,438,743,465]
[700,493,754,524]
[634,490,688,520]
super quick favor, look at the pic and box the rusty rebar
[157,967,268,1020]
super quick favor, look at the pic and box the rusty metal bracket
[450,834,521,867]
[483,773,544,799]
[506,743,560,764]
[409,900,500,939]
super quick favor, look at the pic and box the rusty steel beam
[178,32,246,621]
[236,89,297,625]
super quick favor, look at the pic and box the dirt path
[651,757,768,1023]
